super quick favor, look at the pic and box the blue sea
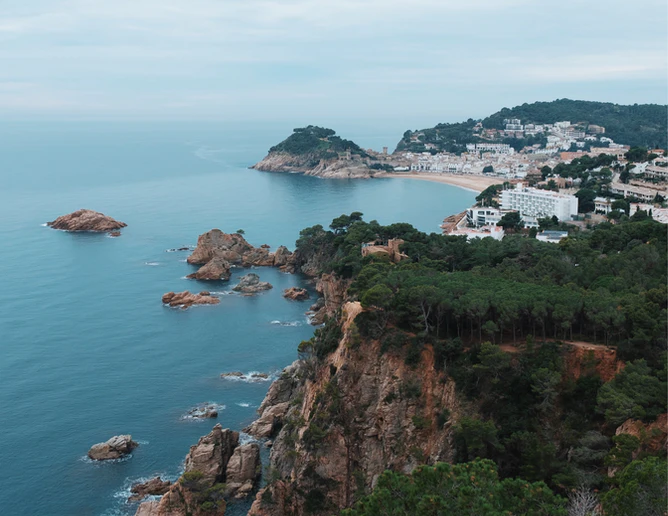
[0,121,476,516]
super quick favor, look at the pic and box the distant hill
[269,125,368,160]
[395,99,668,154]
[251,126,377,179]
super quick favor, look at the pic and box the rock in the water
[88,435,138,460]
[225,443,261,498]
[48,209,127,232]
[186,257,231,281]
[162,291,220,309]
[221,371,244,378]
[184,424,239,485]
[128,477,172,502]
[283,287,309,301]
[232,273,272,294]
[109,231,122,237]
[182,404,220,420]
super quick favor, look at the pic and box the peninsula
[251,126,385,179]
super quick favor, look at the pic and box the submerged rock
[162,291,220,309]
[128,477,172,502]
[48,209,127,232]
[221,371,244,378]
[232,273,272,294]
[88,435,138,461]
[283,287,309,301]
[183,404,220,420]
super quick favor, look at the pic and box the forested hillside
[279,213,667,515]
[395,99,667,154]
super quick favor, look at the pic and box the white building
[500,183,579,220]
[594,197,613,214]
[466,207,503,227]
[450,225,505,241]
[466,143,514,155]
[536,231,569,244]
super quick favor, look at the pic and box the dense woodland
[294,213,667,515]
[395,99,668,154]
[269,126,368,160]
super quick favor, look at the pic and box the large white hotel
[500,184,579,222]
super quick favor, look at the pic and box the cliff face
[247,302,461,515]
[561,343,624,382]
[251,152,373,179]
[134,424,260,516]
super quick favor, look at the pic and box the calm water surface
[0,121,475,515]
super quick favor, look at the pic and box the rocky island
[47,209,127,232]
[186,229,296,280]
[251,126,391,179]
[88,435,138,461]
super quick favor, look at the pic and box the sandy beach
[378,172,501,193]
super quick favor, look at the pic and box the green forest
[293,213,667,515]
[269,125,368,160]
[395,99,668,154]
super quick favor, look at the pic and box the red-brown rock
[47,209,127,232]
[128,477,172,502]
[162,291,220,309]
[282,287,309,301]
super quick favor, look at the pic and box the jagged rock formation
[134,424,260,516]
[247,303,462,515]
[162,291,220,309]
[129,478,172,502]
[47,209,127,232]
[232,273,273,294]
[88,435,138,460]
[283,287,310,301]
[310,273,350,325]
[185,230,297,280]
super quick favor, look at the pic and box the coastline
[377,172,500,194]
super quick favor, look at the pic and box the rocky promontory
[162,291,220,309]
[185,229,297,281]
[251,126,386,179]
[129,477,172,502]
[134,424,260,516]
[88,435,138,461]
[47,209,127,232]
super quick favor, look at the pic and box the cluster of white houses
[446,184,579,241]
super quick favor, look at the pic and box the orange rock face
[161,291,220,309]
[282,287,310,301]
[47,209,127,232]
[562,343,624,382]
[616,413,668,455]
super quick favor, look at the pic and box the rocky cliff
[134,424,260,516]
[246,302,462,515]
[251,152,373,179]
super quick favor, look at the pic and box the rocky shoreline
[251,152,375,179]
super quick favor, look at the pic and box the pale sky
[1,0,666,122]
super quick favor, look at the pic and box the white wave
[180,403,226,421]
[208,290,234,296]
[144,262,160,266]
[235,402,252,408]
[40,223,48,227]
[270,320,302,327]
[79,454,133,465]
[239,432,260,445]
[135,440,150,445]
[220,371,276,383]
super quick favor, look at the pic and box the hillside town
[380,119,668,239]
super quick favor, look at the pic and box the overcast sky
[1,0,666,123]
